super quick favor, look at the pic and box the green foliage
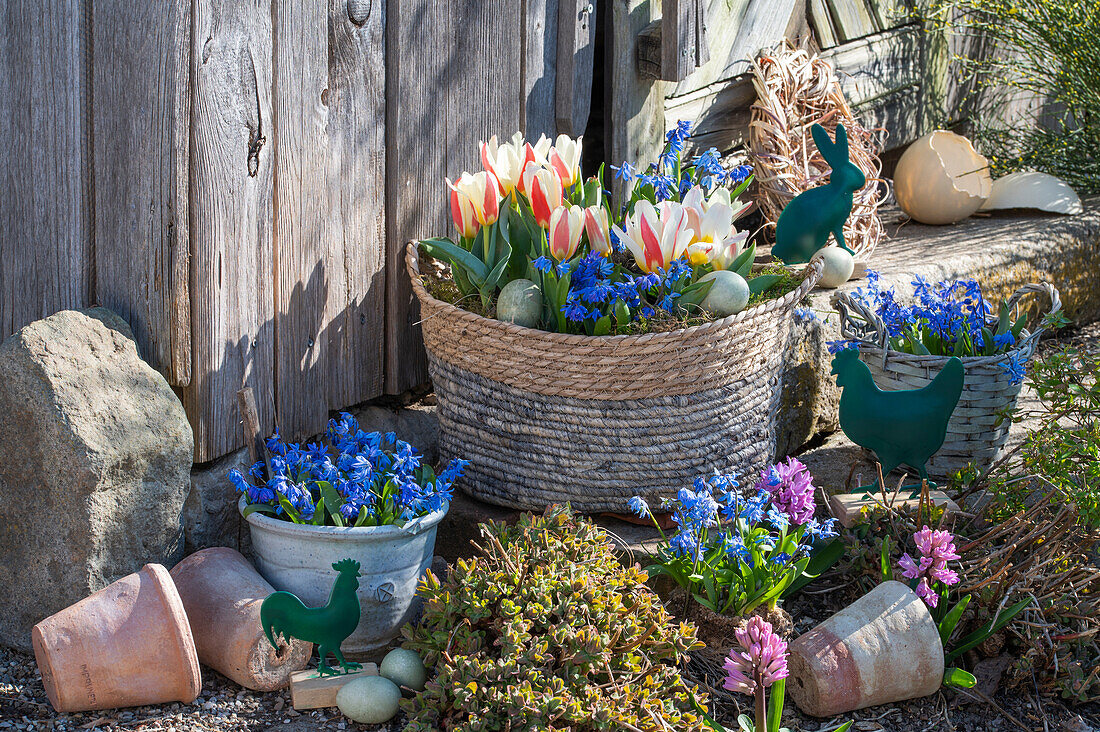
[402,507,709,731]
[921,0,1100,192]
[982,347,1100,528]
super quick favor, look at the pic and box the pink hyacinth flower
[722,616,789,697]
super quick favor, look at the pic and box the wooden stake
[289,664,379,710]
[237,387,272,477]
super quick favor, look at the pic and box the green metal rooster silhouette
[261,558,362,676]
[832,348,964,494]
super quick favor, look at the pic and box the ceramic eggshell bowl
[894,131,992,225]
[979,170,1083,215]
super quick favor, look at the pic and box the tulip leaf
[938,594,971,646]
[593,315,612,336]
[419,237,489,283]
[945,598,1031,661]
[678,278,714,309]
[748,274,783,295]
[995,302,1011,335]
[767,679,785,732]
[943,667,977,689]
[731,242,757,278]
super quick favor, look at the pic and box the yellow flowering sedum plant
[401,506,711,731]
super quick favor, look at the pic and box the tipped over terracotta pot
[32,564,201,713]
[787,580,944,717]
[171,547,312,691]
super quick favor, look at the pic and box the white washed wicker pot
[241,497,445,657]
[835,282,1061,479]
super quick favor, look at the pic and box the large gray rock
[0,308,193,650]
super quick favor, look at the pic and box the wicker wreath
[834,282,1061,478]
[748,44,887,262]
[408,243,823,513]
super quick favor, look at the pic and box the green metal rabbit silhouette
[773,123,865,264]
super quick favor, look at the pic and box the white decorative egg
[814,246,855,288]
[700,270,751,317]
[894,130,992,225]
[336,675,402,725]
[380,648,427,691]
[496,278,542,329]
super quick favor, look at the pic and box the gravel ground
[0,644,407,732]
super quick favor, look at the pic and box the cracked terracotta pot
[170,547,312,691]
[787,580,944,717]
[32,563,201,712]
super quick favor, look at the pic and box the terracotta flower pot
[170,547,312,691]
[32,564,201,713]
[787,580,944,717]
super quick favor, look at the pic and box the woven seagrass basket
[407,242,823,513]
[835,282,1061,479]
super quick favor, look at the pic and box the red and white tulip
[584,206,611,255]
[523,162,564,229]
[548,134,583,188]
[480,132,526,194]
[548,205,586,261]
[449,171,501,228]
[611,200,695,273]
[447,178,480,238]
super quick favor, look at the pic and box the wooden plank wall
[92,0,192,386]
[619,0,931,163]
[0,0,574,461]
[384,0,526,395]
[0,0,92,338]
[182,0,276,462]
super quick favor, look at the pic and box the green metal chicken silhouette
[261,558,362,676]
[773,123,865,264]
[832,348,964,493]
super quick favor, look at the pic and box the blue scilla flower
[804,517,839,543]
[723,533,751,564]
[562,296,590,323]
[993,330,1016,350]
[654,175,676,201]
[795,307,819,323]
[637,273,661,291]
[628,495,651,519]
[739,490,770,523]
[640,306,656,319]
[658,291,682,313]
[767,506,790,531]
[691,147,723,175]
[1001,352,1028,385]
[613,161,637,182]
[438,458,469,488]
[669,529,702,560]
[726,165,752,185]
[533,256,553,273]
[771,552,792,566]
[556,260,571,277]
